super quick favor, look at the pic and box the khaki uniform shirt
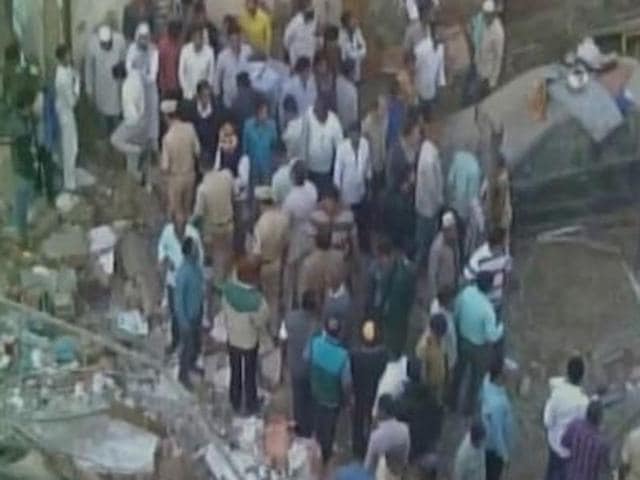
[194,169,234,234]
[254,208,290,264]
[161,120,200,176]
[299,248,344,301]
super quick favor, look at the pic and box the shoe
[164,344,177,356]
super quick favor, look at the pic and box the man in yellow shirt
[239,0,273,54]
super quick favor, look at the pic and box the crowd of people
[4,0,639,479]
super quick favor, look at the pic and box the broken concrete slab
[118,232,162,315]
[41,225,89,267]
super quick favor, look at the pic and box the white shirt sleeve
[333,142,345,190]
[178,44,189,95]
[207,47,216,91]
[437,45,447,87]
[355,29,367,60]
[148,48,159,84]
[237,154,250,195]
[157,226,169,264]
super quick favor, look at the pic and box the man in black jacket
[350,320,388,459]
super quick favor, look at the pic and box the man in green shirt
[8,89,38,243]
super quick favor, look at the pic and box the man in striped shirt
[464,227,512,315]
[561,400,610,480]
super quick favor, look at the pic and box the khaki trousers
[261,260,283,336]
[167,173,195,220]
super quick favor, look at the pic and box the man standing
[158,213,203,354]
[427,211,460,303]
[562,401,610,480]
[414,30,446,122]
[333,123,371,251]
[239,0,273,55]
[284,7,318,68]
[126,23,160,150]
[377,237,417,357]
[415,131,444,269]
[464,227,512,320]
[111,62,148,181]
[467,0,505,103]
[7,90,37,244]
[351,321,388,459]
[179,27,216,101]
[361,95,388,199]
[450,271,503,415]
[158,20,183,98]
[415,313,449,405]
[192,163,235,286]
[302,97,344,194]
[85,25,126,137]
[280,57,317,126]
[323,268,353,345]
[306,316,352,465]
[543,356,589,480]
[174,237,204,389]
[282,161,319,310]
[54,44,80,192]
[481,359,516,480]
[243,98,278,186]
[448,150,482,224]
[336,62,359,132]
[215,23,252,109]
[191,80,221,170]
[160,100,201,220]
[364,394,411,478]
[253,186,290,337]
[454,422,487,480]
[282,290,318,438]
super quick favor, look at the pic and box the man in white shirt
[157,213,204,354]
[302,98,344,195]
[333,123,371,251]
[464,227,512,317]
[85,25,127,136]
[543,356,589,480]
[215,24,252,108]
[415,134,443,268]
[111,61,148,181]
[414,32,446,122]
[282,160,319,311]
[284,7,318,68]
[179,27,216,100]
[279,56,317,126]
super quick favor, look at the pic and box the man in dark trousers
[351,320,388,459]
[173,237,204,389]
[305,316,352,465]
[282,290,319,437]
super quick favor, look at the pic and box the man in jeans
[450,271,503,415]
[306,316,352,465]
[173,237,204,389]
[8,89,37,244]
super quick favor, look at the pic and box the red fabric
[158,35,181,96]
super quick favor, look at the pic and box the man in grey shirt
[281,290,318,437]
[364,394,411,477]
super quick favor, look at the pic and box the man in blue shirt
[450,271,503,415]
[305,316,352,465]
[243,96,278,187]
[481,359,516,480]
[174,237,204,389]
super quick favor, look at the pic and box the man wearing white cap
[161,99,201,221]
[427,210,461,303]
[466,0,505,103]
[85,25,127,137]
[126,23,160,148]
[252,185,290,336]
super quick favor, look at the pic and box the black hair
[4,43,20,64]
[377,394,395,417]
[190,25,205,41]
[294,56,312,73]
[324,25,339,42]
[567,355,585,386]
[290,160,307,186]
[489,356,504,382]
[430,313,448,338]
[272,139,287,155]
[315,228,332,251]
[236,71,251,89]
[303,9,315,22]
[196,79,211,94]
[15,88,36,111]
[112,61,127,80]
[283,94,298,114]
[301,290,318,311]
[340,11,352,28]
[325,316,341,337]
[586,400,603,426]
[322,183,340,202]
[227,21,242,36]
[476,270,494,294]
[255,95,270,114]
[377,237,394,256]
[55,44,69,62]
[182,236,195,257]
[168,19,183,38]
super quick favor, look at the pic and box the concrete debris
[89,225,118,277]
[53,291,75,319]
[118,232,162,315]
[41,225,89,266]
[55,193,80,214]
[114,309,149,337]
[0,450,61,480]
[259,348,282,390]
[75,167,97,189]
